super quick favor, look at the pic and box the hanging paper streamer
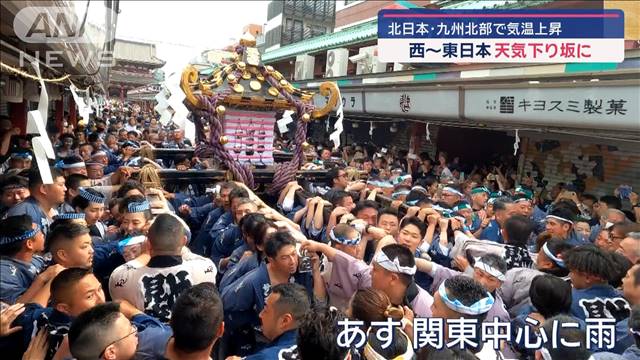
[426,122,431,142]
[69,84,93,121]
[25,61,55,184]
[153,72,195,144]
[276,110,294,134]
[154,72,193,144]
[513,129,520,155]
[369,121,374,137]
[329,84,344,149]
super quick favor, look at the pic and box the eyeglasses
[99,323,138,357]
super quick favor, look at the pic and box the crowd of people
[0,109,639,360]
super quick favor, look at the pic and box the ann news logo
[14,6,117,44]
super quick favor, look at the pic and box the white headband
[474,260,506,281]
[61,161,86,169]
[374,251,416,276]
[443,187,464,197]
[546,214,574,225]
[542,242,566,268]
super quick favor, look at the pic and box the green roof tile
[262,20,378,63]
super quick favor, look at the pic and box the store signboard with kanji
[378,9,625,63]
[464,85,639,131]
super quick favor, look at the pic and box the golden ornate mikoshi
[302,141,311,150]
[216,105,226,116]
[279,79,289,87]
[301,113,311,122]
[227,74,237,83]
[268,87,279,97]
[256,73,265,81]
[242,71,251,80]
[237,61,246,70]
[249,80,261,91]
[219,136,229,145]
[265,65,274,73]
[233,83,244,93]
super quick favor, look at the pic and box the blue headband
[439,280,494,315]
[79,188,106,204]
[542,242,566,268]
[127,200,150,213]
[0,225,40,245]
[329,229,361,246]
[54,213,86,220]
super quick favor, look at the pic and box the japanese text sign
[378,9,625,63]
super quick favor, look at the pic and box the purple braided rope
[261,69,315,196]
[193,93,255,188]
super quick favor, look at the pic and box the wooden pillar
[69,96,77,126]
[9,100,27,134]
[55,100,63,131]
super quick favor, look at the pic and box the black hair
[71,188,105,210]
[399,216,427,239]
[66,174,89,191]
[0,175,28,194]
[564,245,614,282]
[354,200,380,216]
[115,180,145,198]
[529,274,572,318]
[479,253,508,276]
[239,213,276,250]
[581,193,597,203]
[28,167,63,190]
[366,326,410,359]
[540,315,590,360]
[329,190,352,208]
[87,133,100,143]
[380,244,415,286]
[297,305,350,360]
[443,276,489,321]
[69,302,121,360]
[405,190,429,205]
[378,207,399,220]
[171,282,223,353]
[326,167,341,186]
[47,221,90,253]
[417,347,478,360]
[228,187,250,203]
[608,251,632,288]
[548,206,577,225]
[630,306,640,347]
[600,195,622,210]
[553,199,580,219]
[148,214,185,252]
[422,176,438,188]
[504,215,534,248]
[61,154,84,166]
[264,230,297,259]
[270,283,311,323]
[493,197,514,212]
[51,267,93,305]
[0,215,36,257]
[541,239,574,277]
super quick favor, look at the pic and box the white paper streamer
[329,84,344,149]
[154,72,193,143]
[513,129,520,155]
[25,61,55,184]
[69,84,92,121]
[426,122,431,142]
[277,110,294,134]
[369,121,374,137]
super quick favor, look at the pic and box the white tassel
[426,122,431,142]
[513,129,520,155]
